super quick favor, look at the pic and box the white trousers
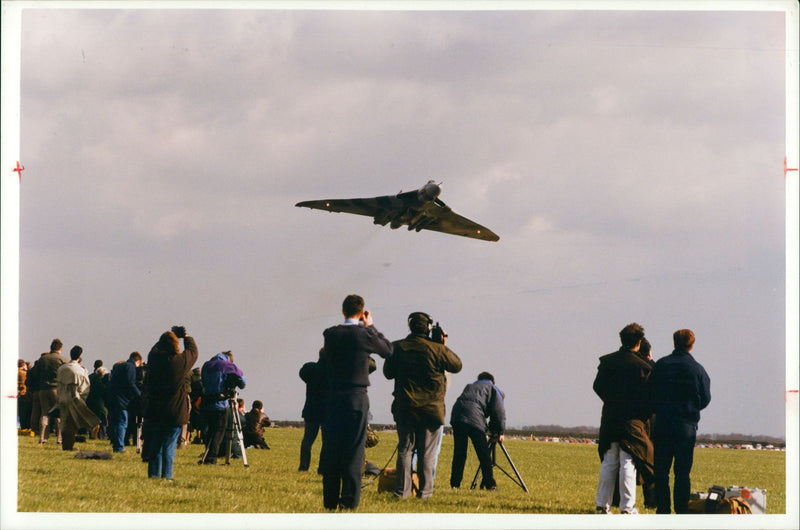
[595,442,637,512]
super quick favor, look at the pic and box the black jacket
[648,349,711,430]
[321,323,392,391]
[450,379,505,436]
[299,359,329,422]
[593,347,653,455]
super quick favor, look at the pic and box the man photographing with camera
[199,350,246,465]
[383,312,462,500]
[319,294,392,511]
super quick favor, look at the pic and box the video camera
[409,311,448,344]
[431,322,447,344]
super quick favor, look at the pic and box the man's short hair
[50,339,63,352]
[94,360,103,369]
[619,323,645,348]
[342,294,365,318]
[252,400,263,410]
[129,351,143,362]
[478,371,495,383]
[70,345,83,361]
[673,329,695,350]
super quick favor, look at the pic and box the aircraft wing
[420,203,500,242]
[295,195,402,217]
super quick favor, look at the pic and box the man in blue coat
[449,372,505,490]
[648,329,711,514]
[199,350,246,465]
[107,351,143,453]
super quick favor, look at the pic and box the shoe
[595,506,611,514]
[621,508,639,514]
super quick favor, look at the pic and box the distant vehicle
[295,180,499,242]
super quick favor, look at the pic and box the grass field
[15,426,786,517]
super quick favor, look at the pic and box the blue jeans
[147,424,182,479]
[108,407,128,452]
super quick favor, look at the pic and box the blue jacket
[450,379,505,436]
[648,349,711,429]
[107,359,141,410]
[201,353,246,411]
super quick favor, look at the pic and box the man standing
[649,329,711,514]
[55,346,99,451]
[298,348,328,472]
[29,339,68,444]
[449,372,506,491]
[592,322,653,515]
[107,352,143,453]
[144,325,198,480]
[319,294,392,511]
[383,312,462,499]
[199,350,246,465]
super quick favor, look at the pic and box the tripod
[470,438,528,493]
[198,395,249,467]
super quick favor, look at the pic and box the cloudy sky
[3,2,797,447]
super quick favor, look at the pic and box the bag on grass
[377,467,418,495]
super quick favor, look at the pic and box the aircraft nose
[424,182,441,200]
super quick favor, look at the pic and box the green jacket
[383,334,462,426]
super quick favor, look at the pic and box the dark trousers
[450,422,495,489]
[18,393,32,430]
[299,419,322,471]
[320,390,368,510]
[201,408,227,463]
[653,420,697,514]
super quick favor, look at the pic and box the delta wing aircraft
[295,180,499,242]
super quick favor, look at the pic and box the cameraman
[383,312,462,499]
[449,372,506,491]
[199,350,246,465]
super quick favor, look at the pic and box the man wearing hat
[383,311,462,499]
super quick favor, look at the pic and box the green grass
[16,427,786,514]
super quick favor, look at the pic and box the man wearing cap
[383,312,462,499]
[648,329,711,514]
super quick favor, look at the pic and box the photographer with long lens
[383,312,462,500]
[449,372,506,491]
[199,350,246,465]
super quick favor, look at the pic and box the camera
[431,322,447,344]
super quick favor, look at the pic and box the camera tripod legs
[198,398,249,468]
[470,440,529,493]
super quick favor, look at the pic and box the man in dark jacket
[298,348,328,472]
[144,326,198,480]
[383,312,462,499]
[319,294,393,511]
[107,351,143,453]
[649,329,711,514]
[449,372,505,490]
[29,339,69,444]
[592,322,653,514]
[244,400,272,449]
[86,361,109,439]
[199,350,246,465]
